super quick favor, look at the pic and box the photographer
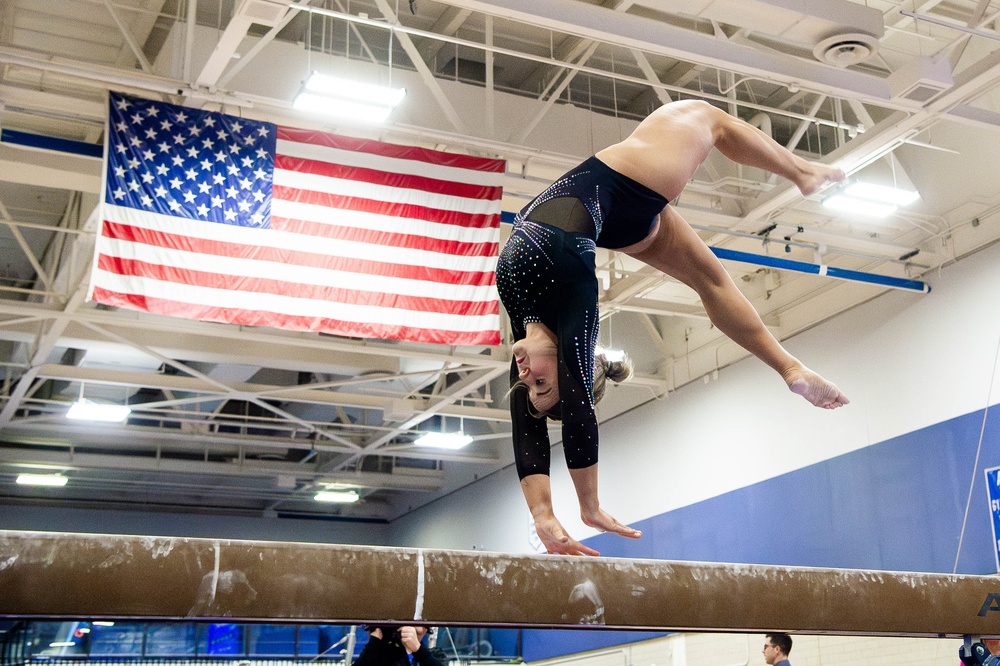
[353,624,446,666]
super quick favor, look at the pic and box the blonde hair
[509,350,634,420]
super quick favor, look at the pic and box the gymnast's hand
[534,513,601,556]
[581,507,643,541]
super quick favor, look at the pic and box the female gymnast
[496,99,850,557]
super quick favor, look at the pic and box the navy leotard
[496,156,668,479]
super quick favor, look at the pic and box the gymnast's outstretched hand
[533,512,601,556]
[581,507,643,541]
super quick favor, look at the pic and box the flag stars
[225,186,238,199]
[140,194,154,207]
[173,134,185,145]
[255,147,268,159]
[115,98,130,110]
[239,177,252,190]
[127,180,141,192]
[204,117,216,128]
[186,147,199,159]
[158,142,171,153]
[160,119,173,131]
[241,156,253,168]
[167,199,182,212]
[146,106,159,118]
[227,164,240,176]
[171,155,184,167]
[196,203,210,217]
[144,127,157,140]
[154,185,168,198]
[127,158,140,170]
[201,137,214,151]
[141,172,154,184]
[129,135,142,147]
[224,209,237,222]
[212,173,225,186]
[229,143,241,155]
[142,149,155,161]
[197,182,211,194]
[237,200,251,212]
[112,187,126,200]
[211,196,223,208]
[169,176,183,189]
[252,190,265,202]
[155,164,169,176]
[114,166,126,178]
[254,168,268,181]
[214,150,227,162]
[116,121,128,132]
[216,129,228,141]
[131,113,143,124]
[256,126,269,137]
[183,191,197,203]
[200,158,213,171]
[185,168,198,180]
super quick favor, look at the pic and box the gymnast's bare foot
[797,162,845,196]
[534,514,600,556]
[582,508,643,541]
[784,366,849,409]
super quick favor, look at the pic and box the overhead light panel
[16,473,69,487]
[66,400,131,423]
[843,182,920,206]
[293,72,405,123]
[822,194,898,218]
[314,490,360,503]
[414,432,473,450]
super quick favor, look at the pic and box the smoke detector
[813,33,880,67]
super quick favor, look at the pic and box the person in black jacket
[352,624,446,666]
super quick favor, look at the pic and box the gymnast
[497,99,850,557]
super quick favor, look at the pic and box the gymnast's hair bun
[593,350,633,404]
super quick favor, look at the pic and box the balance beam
[2,530,999,637]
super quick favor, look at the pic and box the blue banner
[986,467,1000,573]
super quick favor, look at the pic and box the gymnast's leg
[596,99,844,202]
[626,206,849,409]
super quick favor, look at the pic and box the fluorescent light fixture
[92,622,115,627]
[16,473,68,487]
[304,72,406,106]
[414,432,473,450]
[66,400,131,423]
[596,347,626,362]
[314,490,360,503]
[293,72,405,123]
[844,182,920,206]
[293,92,395,123]
[49,642,76,647]
[822,194,898,218]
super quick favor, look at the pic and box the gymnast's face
[512,336,559,414]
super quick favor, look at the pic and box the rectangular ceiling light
[314,490,360,503]
[414,432,473,450]
[66,400,132,423]
[16,473,69,487]
[822,194,898,218]
[843,182,920,206]
[293,72,405,123]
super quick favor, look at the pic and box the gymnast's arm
[510,358,599,556]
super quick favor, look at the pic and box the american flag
[90,92,504,345]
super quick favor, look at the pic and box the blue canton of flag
[104,92,277,229]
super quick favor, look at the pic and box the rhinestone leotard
[496,156,668,479]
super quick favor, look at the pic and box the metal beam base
[2,530,1000,637]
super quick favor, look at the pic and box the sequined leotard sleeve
[497,218,600,479]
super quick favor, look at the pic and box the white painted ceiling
[1,0,999,523]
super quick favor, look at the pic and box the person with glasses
[763,633,793,666]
